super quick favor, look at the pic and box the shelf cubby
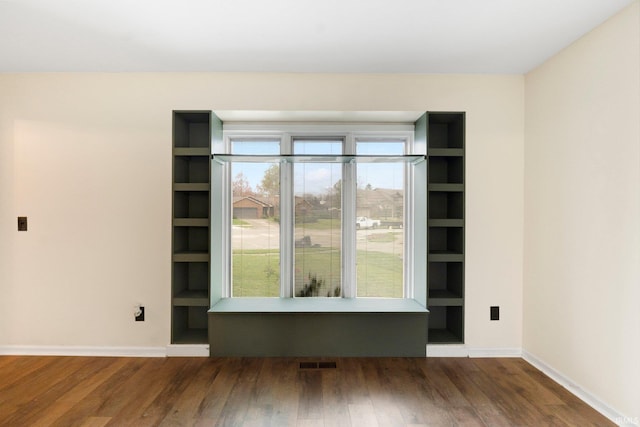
[428,227,463,254]
[173,191,209,219]
[428,191,464,220]
[174,156,210,184]
[172,306,209,344]
[173,112,211,148]
[428,262,463,304]
[427,305,464,343]
[426,113,464,149]
[173,226,209,253]
[428,156,463,184]
[173,261,209,294]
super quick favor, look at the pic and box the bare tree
[232,172,254,196]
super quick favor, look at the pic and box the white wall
[0,73,524,350]
[524,1,640,420]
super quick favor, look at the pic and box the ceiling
[0,0,634,73]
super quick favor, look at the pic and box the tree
[232,172,253,196]
[257,164,279,197]
[330,179,342,207]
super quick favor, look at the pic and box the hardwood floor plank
[438,358,512,427]
[160,359,227,426]
[49,357,148,426]
[297,369,323,421]
[349,402,380,427]
[0,356,52,391]
[3,357,122,427]
[79,416,112,427]
[319,363,351,427]
[0,356,90,423]
[0,356,616,427]
[216,358,264,426]
[194,358,244,421]
[359,359,405,427]
[107,357,202,426]
[256,358,298,427]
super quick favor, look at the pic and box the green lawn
[232,247,403,297]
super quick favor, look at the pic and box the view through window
[222,131,415,299]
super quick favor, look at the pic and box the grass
[295,218,341,230]
[232,218,251,227]
[232,247,403,298]
[233,251,280,297]
[366,232,400,243]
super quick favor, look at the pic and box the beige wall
[0,73,524,349]
[524,1,640,419]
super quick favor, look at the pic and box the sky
[231,140,405,194]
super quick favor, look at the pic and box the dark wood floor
[0,356,613,427]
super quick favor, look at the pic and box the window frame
[212,123,425,305]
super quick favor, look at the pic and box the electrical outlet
[18,217,27,231]
[135,306,145,321]
[490,306,500,321]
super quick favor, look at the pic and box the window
[355,140,405,298]
[230,140,280,297]
[212,124,425,302]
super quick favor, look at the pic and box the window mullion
[343,134,356,298]
[280,134,293,298]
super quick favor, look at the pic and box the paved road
[232,219,403,256]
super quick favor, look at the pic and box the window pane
[294,140,342,297]
[356,141,405,297]
[231,140,280,297]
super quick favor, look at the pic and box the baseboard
[522,350,637,426]
[166,344,210,357]
[468,347,522,358]
[426,345,522,358]
[0,345,166,358]
[426,344,468,357]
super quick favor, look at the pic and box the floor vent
[318,362,337,369]
[299,361,337,369]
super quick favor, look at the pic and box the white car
[356,217,381,229]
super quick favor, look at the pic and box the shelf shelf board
[174,147,211,156]
[428,252,464,262]
[173,218,209,227]
[174,183,210,192]
[428,290,463,306]
[428,183,464,192]
[173,252,210,262]
[428,148,464,157]
[428,328,463,344]
[428,219,463,227]
[173,290,209,307]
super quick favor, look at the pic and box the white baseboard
[426,344,468,357]
[426,345,522,358]
[0,345,166,358]
[468,347,522,358]
[0,344,211,358]
[166,344,209,357]
[522,350,637,426]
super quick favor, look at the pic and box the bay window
[211,124,425,303]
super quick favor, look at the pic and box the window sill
[209,297,428,313]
